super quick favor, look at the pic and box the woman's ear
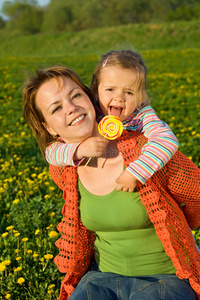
[42,122,57,136]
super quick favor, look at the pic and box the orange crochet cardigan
[49,130,200,300]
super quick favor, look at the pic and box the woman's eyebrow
[47,87,81,111]
[69,87,81,95]
[47,100,61,111]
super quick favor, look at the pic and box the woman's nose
[65,102,78,115]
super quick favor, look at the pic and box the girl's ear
[42,122,57,136]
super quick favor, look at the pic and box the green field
[0,20,200,299]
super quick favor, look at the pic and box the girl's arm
[124,105,179,184]
[45,137,108,166]
[45,142,82,166]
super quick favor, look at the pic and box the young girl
[45,50,179,192]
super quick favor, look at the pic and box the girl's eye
[126,91,133,95]
[106,88,113,92]
[52,105,61,114]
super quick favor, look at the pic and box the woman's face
[35,76,96,143]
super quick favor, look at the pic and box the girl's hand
[116,170,138,192]
[75,137,108,160]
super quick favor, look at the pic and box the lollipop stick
[84,157,92,167]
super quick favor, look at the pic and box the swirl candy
[98,115,123,140]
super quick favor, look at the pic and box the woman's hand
[116,170,138,192]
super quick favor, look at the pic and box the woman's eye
[72,93,81,99]
[52,106,61,114]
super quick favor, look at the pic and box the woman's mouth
[69,114,86,126]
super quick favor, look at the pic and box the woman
[23,66,200,300]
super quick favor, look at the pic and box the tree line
[0,0,200,34]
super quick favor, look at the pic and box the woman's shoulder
[118,130,147,150]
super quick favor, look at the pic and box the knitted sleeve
[124,105,179,184]
[45,141,82,167]
[167,151,200,229]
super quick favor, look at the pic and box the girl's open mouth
[109,106,123,118]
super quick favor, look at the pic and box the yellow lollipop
[98,115,123,140]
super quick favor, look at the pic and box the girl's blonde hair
[90,50,149,109]
[23,66,94,158]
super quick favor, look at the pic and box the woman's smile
[69,114,86,126]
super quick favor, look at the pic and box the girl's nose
[113,93,124,102]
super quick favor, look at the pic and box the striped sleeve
[45,142,82,167]
[124,105,179,184]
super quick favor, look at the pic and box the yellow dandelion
[14,267,22,272]
[48,284,55,289]
[17,277,25,284]
[35,229,40,235]
[49,186,55,191]
[44,195,50,199]
[1,260,11,266]
[0,264,6,272]
[5,294,11,299]
[40,258,44,262]
[44,254,53,260]
[37,172,45,179]
[13,199,19,204]
[33,253,39,258]
[47,290,54,294]
[22,238,28,242]
[6,225,14,231]
[27,250,33,254]
[14,232,20,237]
[48,231,58,238]
[49,212,55,217]
[0,187,5,193]
[1,232,9,238]
[15,249,19,253]
[16,257,21,261]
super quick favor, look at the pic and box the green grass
[0,20,200,57]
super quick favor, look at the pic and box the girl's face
[35,76,96,144]
[98,66,138,120]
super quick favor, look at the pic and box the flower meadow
[0,49,200,299]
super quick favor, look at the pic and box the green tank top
[78,179,176,276]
